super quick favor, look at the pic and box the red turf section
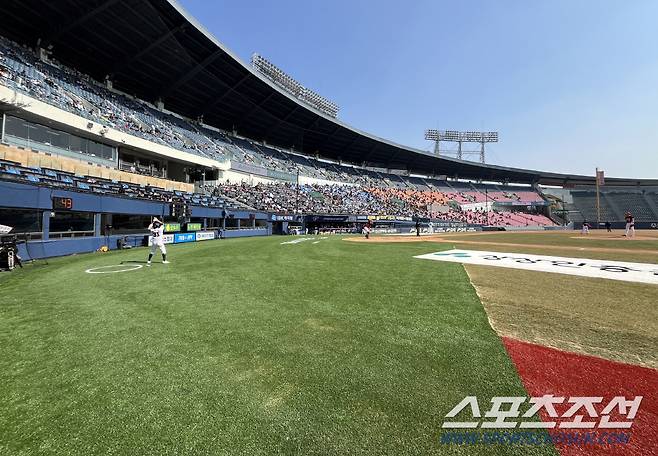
[503,337,658,456]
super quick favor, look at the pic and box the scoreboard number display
[52,197,74,210]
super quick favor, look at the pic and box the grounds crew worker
[147,217,169,265]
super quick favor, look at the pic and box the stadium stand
[0,0,655,268]
[0,144,192,192]
[0,32,558,228]
[211,182,554,226]
[570,189,658,222]
[0,153,253,212]
[4,11,658,254]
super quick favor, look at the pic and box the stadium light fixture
[424,130,498,143]
[252,53,339,118]
[424,129,498,163]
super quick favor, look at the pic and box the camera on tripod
[0,225,23,271]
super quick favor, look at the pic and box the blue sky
[179,0,658,178]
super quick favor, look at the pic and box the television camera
[0,225,23,271]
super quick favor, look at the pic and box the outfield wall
[575,221,658,230]
[17,228,269,260]
[1,179,271,259]
[17,234,145,260]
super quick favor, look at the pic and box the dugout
[270,214,303,235]
[304,214,360,235]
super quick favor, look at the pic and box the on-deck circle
[85,264,143,274]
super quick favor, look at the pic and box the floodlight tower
[251,53,339,118]
[424,130,498,164]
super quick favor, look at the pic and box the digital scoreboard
[52,197,74,210]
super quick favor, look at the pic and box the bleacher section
[1,34,556,227]
[570,190,658,222]
[0,36,228,164]
[0,144,193,192]
[0,156,253,212]
[213,182,554,227]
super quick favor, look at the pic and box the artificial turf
[0,236,555,455]
[504,338,658,456]
[467,265,658,369]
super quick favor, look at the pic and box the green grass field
[0,236,556,456]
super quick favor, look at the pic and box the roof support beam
[199,73,251,114]
[234,92,277,127]
[306,117,321,128]
[44,0,121,46]
[364,143,380,162]
[160,49,224,97]
[387,148,403,167]
[110,23,187,77]
[340,134,361,154]
[287,117,321,152]
[315,124,341,151]
[264,105,301,138]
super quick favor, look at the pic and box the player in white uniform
[624,212,635,238]
[147,218,169,265]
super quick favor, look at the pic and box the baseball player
[362,222,371,239]
[147,217,169,265]
[624,212,635,238]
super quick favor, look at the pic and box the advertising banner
[195,231,216,241]
[415,249,658,285]
[271,214,295,222]
[164,223,181,233]
[174,232,196,243]
[186,223,202,231]
[148,234,174,246]
[367,215,413,222]
[307,215,349,222]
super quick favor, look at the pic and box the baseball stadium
[0,1,656,455]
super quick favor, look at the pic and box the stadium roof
[2,0,656,186]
